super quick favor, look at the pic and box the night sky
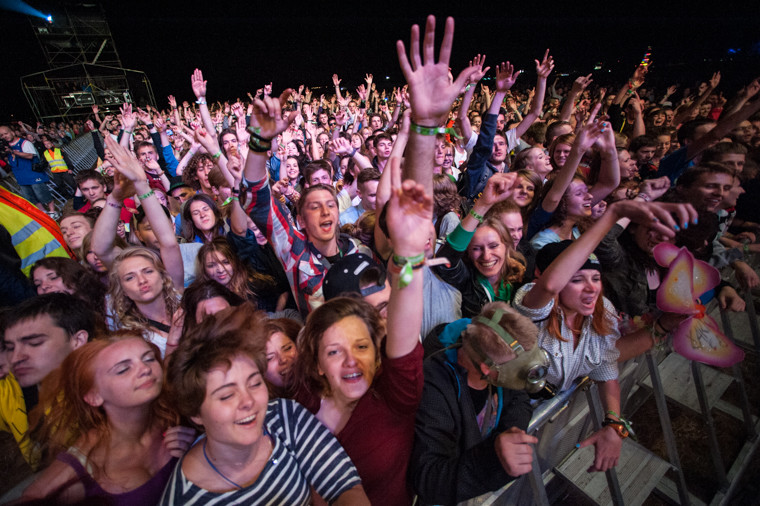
[1,1,759,121]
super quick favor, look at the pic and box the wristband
[195,99,207,105]
[211,151,222,160]
[350,148,358,157]
[220,196,238,206]
[231,187,240,196]
[743,243,750,256]
[245,126,272,141]
[604,411,635,440]
[146,123,155,130]
[388,252,426,289]
[410,122,463,139]
[469,208,485,224]
[138,189,155,200]
[248,139,270,153]
[635,192,651,202]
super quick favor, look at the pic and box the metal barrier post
[584,382,625,506]
[691,361,729,491]
[644,351,691,505]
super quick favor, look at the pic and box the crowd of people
[1,14,759,505]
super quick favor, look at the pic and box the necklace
[203,439,243,490]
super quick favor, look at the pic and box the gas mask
[466,309,550,394]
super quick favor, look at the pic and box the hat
[169,179,190,193]
[535,240,601,274]
[323,253,387,301]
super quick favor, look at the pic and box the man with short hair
[73,169,107,213]
[1,294,93,467]
[58,211,95,252]
[0,126,57,218]
[372,133,393,172]
[340,167,381,226]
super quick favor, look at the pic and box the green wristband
[410,122,463,139]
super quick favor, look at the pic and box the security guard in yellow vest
[42,137,76,198]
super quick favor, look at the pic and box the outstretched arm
[512,50,554,138]
[104,136,184,291]
[559,73,593,123]
[243,90,298,183]
[541,108,604,213]
[384,157,431,359]
[521,200,697,310]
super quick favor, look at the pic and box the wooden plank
[639,353,733,412]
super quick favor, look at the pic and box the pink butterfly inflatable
[653,243,744,367]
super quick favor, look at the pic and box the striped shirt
[159,398,361,505]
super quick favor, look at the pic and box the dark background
[1,1,759,121]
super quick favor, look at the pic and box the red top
[297,342,424,505]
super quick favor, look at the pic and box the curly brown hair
[182,152,215,191]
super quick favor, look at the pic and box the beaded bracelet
[138,189,155,200]
[106,197,122,209]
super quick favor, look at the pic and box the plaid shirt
[246,177,371,317]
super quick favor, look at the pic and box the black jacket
[410,321,532,505]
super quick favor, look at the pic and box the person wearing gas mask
[409,302,550,505]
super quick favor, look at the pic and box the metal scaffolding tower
[22,2,154,121]
[29,3,122,68]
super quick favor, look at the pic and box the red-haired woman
[23,333,194,504]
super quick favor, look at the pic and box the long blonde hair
[107,247,180,331]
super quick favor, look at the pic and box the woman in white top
[514,198,696,472]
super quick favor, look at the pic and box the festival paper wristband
[410,122,462,139]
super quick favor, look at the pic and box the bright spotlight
[46,14,52,23]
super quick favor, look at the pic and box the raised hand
[631,64,648,88]
[332,73,342,87]
[708,71,721,90]
[263,82,273,96]
[478,172,518,208]
[191,68,207,100]
[231,102,245,119]
[153,115,166,133]
[330,137,354,156]
[104,135,146,183]
[742,77,760,99]
[356,84,368,101]
[466,54,490,85]
[248,89,297,139]
[136,107,151,125]
[365,73,373,87]
[120,103,136,131]
[572,73,593,94]
[494,61,521,92]
[91,104,99,115]
[665,85,678,97]
[535,49,555,80]
[334,109,347,126]
[396,16,479,125]
[226,152,245,187]
[168,95,177,109]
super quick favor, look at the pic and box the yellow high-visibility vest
[43,148,69,173]
[0,187,73,276]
